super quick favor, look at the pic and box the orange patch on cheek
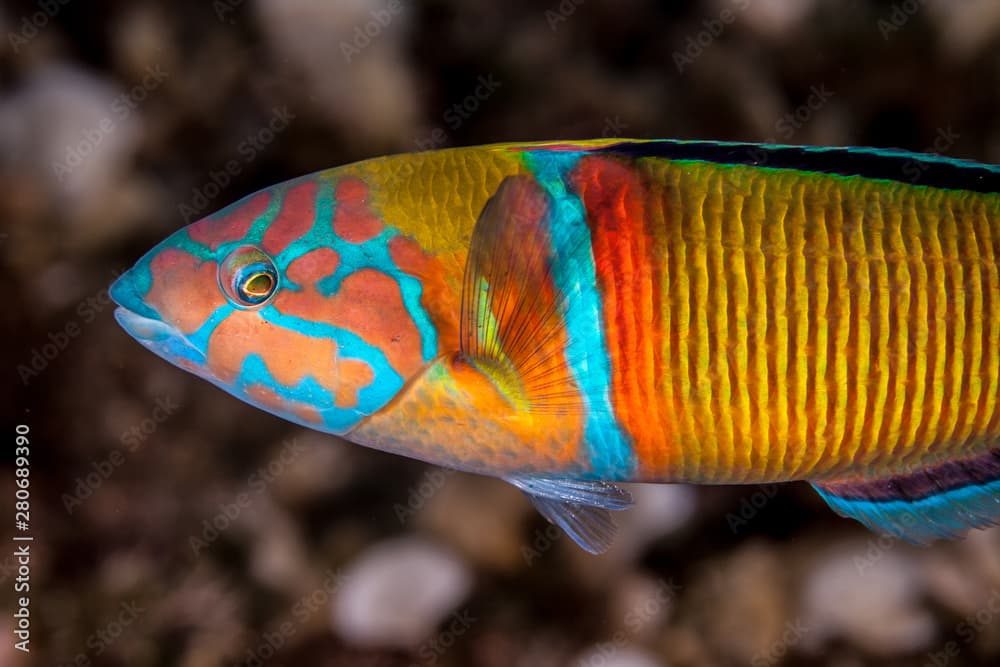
[279,268,424,378]
[146,249,226,334]
[337,270,424,376]
[206,311,376,410]
[333,177,383,243]
[387,235,427,274]
[389,236,461,354]
[286,247,339,285]
[188,191,270,249]
[262,181,318,255]
[246,384,324,425]
[334,359,373,409]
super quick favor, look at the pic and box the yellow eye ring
[219,246,279,308]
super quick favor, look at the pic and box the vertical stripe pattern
[592,160,1000,483]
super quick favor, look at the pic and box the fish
[110,139,1000,553]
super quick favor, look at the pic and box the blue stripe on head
[237,354,347,432]
[277,181,440,364]
[522,150,636,479]
[258,305,405,429]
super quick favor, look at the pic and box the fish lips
[110,271,207,368]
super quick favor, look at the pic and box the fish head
[111,173,451,435]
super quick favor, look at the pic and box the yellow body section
[338,143,1000,483]
[632,161,1000,482]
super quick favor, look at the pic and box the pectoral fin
[460,174,596,415]
[506,474,633,554]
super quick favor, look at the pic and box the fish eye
[219,246,279,308]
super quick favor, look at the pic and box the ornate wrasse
[111,139,1000,552]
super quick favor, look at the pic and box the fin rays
[813,448,1000,544]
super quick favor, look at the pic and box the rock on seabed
[332,536,473,649]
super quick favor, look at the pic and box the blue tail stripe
[814,478,1000,544]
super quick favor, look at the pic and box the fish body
[112,139,1000,551]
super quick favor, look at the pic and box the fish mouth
[110,272,207,367]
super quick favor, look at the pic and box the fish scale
[111,139,1000,552]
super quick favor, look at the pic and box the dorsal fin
[595,139,1000,194]
[460,175,590,415]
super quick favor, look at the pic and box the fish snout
[110,269,158,321]
[110,269,182,345]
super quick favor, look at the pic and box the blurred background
[3,0,1000,665]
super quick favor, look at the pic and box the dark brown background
[3,1,1000,665]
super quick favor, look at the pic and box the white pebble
[574,646,667,667]
[0,64,141,212]
[800,542,936,655]
[332,537,472,649]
